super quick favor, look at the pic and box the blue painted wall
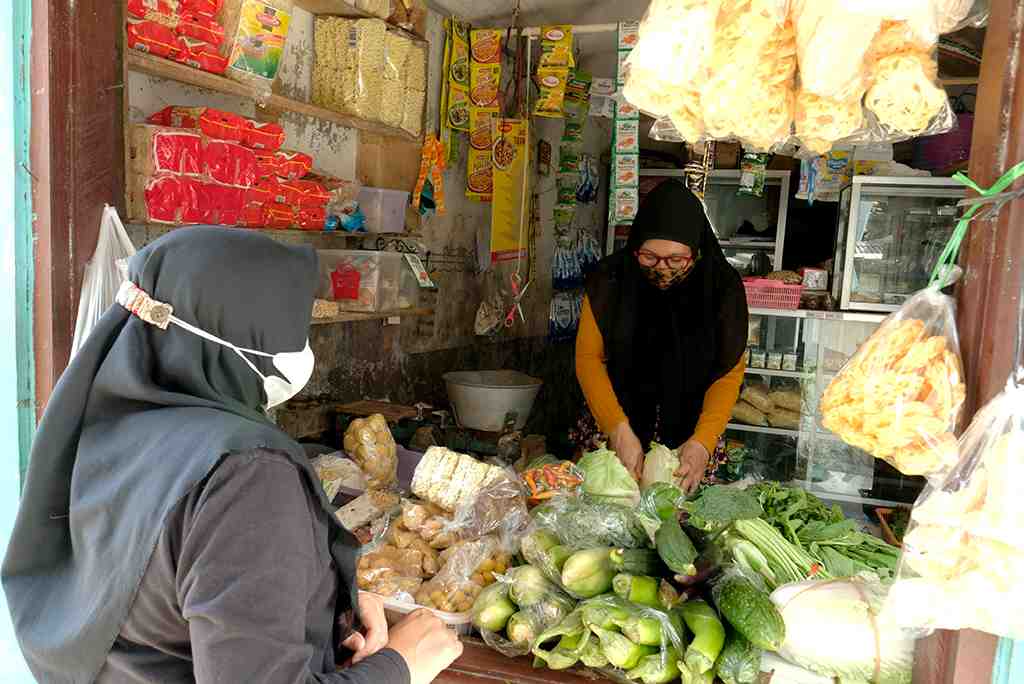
[2,0,36,679]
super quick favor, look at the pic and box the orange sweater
[575,296,745,454]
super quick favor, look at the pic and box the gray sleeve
[176,452,410,684]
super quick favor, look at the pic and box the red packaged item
[238,203,266,228]
[143,175,186,223]
[263,203,296,229]
[178,177,210,223]
[245,177,282,206]
[176,12,225,47]
[274,151,314,180]
[133,126,203,176]
[176,38,229,75]
[246,121,286,152]
[203,140,257,187]
[180,0,223,14]
[126,19,184,60]
[295,207,327,231]
[254,151,279,178]
[126,0,177,20]
[201,183,246,225]
[280,180,330,209]
[331,266,362,301]
[147,107,247,143]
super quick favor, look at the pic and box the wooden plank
[310,307,434,325]
[336,400,419,421]
[126,51,420,142]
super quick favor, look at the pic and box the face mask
[641,262,694,290]
[116,282,315,409]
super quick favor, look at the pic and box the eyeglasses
[635,250,694,269]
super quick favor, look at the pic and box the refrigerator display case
[832,176,965,312]
[726,308,924,520]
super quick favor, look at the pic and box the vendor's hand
[342,592,390,664]
[610,422,644,481]
[387,608,464,684]
[674,440,710,495]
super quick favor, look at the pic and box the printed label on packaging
[614,154,639,188]
[615,96,639,120]
[615,120,639,154]
[616,50,631,86]
[591,78,616,96]
[612,187,639,223]
[617,22,639,51]
[228,1,292,80]
[404,254,436,289]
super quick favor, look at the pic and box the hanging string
[929,160,1024,285]
[1014,262,1024,388]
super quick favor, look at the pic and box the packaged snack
[534,67,570,118]
[343,413,399,490]
[127,19,185,60]
[245,120,285,151]
[740,382,774,413]
[732,401,768,426]
[767,407,801,430]
[614,120,639,154]
[738,152,769,197]
[750,348,766,368]
[614,154,639,188]
[311,452,367,500]
[539,25,575,68]
[176,38,230,74]
[220,0,294,103]
[147,106,250,144]
[767,351,783,370]
[821,286,966,479]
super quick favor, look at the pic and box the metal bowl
[443,370,543,432]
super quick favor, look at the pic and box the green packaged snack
[738,153,769,197]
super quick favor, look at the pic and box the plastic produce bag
[410,446,506,512]
[444,469,531,547]
[71,205,136,358]
[884,374,1024,639]
[413,535,510,613]
[474,565,577,657]
[343,414,398,490]
[531,494,648,551]
[310,452,367,500]
[821,284,966,480]
[771,575,915,684]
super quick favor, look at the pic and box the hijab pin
[116,281,174,330]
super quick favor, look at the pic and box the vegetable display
[561,547,616,598]
[715,629,761,684]
[640,443,680,489]
[576,446,642,507]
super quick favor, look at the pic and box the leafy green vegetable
[533,496,648,549]
[639,482,685,522]
[683,485,764,531]
[577,446,641,507]
[641,442,680,489]
[727,518,830,590]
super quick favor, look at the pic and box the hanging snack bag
[884,375,1024,639]
[821,285,966,479]
[737,152,769,197]
[534,67,570,118]
[220,0,294,103]
[539,25,575,68]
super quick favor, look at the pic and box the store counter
[437,639,605,684]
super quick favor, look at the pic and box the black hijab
[585,180,748,448]
[2,227,362,683]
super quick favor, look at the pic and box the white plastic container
[357,187,410,234]
[369,592,474,636]
[317,249,405,312]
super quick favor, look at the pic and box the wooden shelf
[292,0,426,42]
[311,307,433,325]
[748,307,887,323]
[125,222,414,249]
[126,51,420,142]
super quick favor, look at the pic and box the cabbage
[641,442,679,489]
[577,447,641,508]
[771,577,914,684]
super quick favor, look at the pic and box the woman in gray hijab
[3,227,461,684]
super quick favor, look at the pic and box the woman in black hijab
[3,227,461,684]
[576,181,748,492]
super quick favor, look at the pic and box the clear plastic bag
[310,452,366,500]
[343,414,398,490]
[443,469,531,548]
[821,285,966,480]
[71,205,136,357]
[884,376,1024,639]
[771,575,916,683]
[413,535,512,614]
[475,566,577,657]
[531,494,649,551]
[409,446,506,512]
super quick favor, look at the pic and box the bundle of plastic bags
[884,374,1024,639]
[631,0,987,154]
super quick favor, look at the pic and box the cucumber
[610,548,665,576]
[655,515,698,576]
[714,576,785,651]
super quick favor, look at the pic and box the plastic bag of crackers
[821,284,966,480]
[884,374,1024,639]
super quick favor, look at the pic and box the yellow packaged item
[539,25,575,68]
[446,19,471,132]
[533,67,569,118]
[221,0,294,103]
[490,119,530,263]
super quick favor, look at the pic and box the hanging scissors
[504,273,530,327]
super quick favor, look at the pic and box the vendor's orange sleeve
[691,357,746,454]
[575,296,628,436]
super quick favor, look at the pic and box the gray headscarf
[3,227,361,683]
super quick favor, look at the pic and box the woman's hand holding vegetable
[342,592,389,664]
[610,422,644,481]
[675,440,709,494]
[387,608,464,684]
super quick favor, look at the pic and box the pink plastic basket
[743,278,804,310]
